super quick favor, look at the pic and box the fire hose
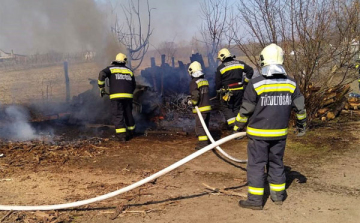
[195,106,247,163]
[0,132,246,211]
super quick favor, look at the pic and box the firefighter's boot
[195,141,210,150]
[127,130,134,141]
[270,190,286,205]
[116,134,127,142]
[239,200,263,210]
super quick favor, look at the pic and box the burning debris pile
[140,53,216,97]
[138,53,219,133]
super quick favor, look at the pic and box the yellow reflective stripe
[98,80,105,85]
[110,67,133,76]
[110,93,133,99]
[356,65,359,69]
[269,183,286,192]
[127,125,135,130]
[358,79,360,82]
[192,100,198,105]
[193,105,212,113]
[198,136,208,141]
[247,127,288,137]
[296,113,307,120]
[116,128,126,133]
[197,80,209,88]
[244,77,250,83]
[229,87,244,91]
[236,113,248,123]
[234,126,239,131]
[227,117,235,124]
[255,84,295,95]
[220,64,244,74]
[248,187,264,195]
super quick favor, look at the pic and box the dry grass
[0,62,101,105]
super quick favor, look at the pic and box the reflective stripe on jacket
[98,62,136,99]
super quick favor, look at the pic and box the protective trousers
[110,99,135,138]
[246,138,287,205]
[220,90,243,128]
[195,112,210,146]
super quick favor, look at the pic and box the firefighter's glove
[186,96,195,106]
[233,122,245,132]
[296,122,306,137]
[187,99,193,106]
[100,88,106,97]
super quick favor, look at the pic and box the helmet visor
[261,64,287,77]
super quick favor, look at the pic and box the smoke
[0,0,124,66]
[0,104,39,141]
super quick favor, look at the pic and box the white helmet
[188,61,204,78]
[217,48,232,61]
[260,43,286,77]
[259,43,284,67]
[115,53,127,64]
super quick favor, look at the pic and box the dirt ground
[0,110,359,223]
[0,62,359,223]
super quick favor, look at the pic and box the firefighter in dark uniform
[216,48,254,129]
[188,61,212,150]
[233,44,307,210]
[98,53,136,142]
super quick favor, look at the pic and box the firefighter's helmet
[115,53,127,64]
[260,43,286,77]
[259,43,284,67]
[217,48,232,61]
[188,61,204,78]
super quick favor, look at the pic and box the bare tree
[155,41,177,64]
[233,0,360,121]
[111,0,154,70]
[199,0,234,70]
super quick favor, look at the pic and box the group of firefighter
[98,43,307,210]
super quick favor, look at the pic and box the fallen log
[322,98,335,107]
[323,92,337,101]
[317,108,329,116]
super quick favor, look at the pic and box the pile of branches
[312,84,350,121]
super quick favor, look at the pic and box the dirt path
[0,115,359,223]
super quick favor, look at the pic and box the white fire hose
[0,132,246,211]
[195,106,247,163]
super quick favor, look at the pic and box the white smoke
[1,105,39,141]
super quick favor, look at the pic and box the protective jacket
[98,62,136,100]
[215,57,254,91]
[189,77,212,113]
[234,75,306,140]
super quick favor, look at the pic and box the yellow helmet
[217,48,231,61]
[115,53,127,63]
[259,43,284,67]
[188,61,203,77]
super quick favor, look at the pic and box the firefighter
[233,43,307,210]
[216,48,254,130]
[188,61,212,150]
[98,53,136,142]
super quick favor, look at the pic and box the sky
[0,0,238,55]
